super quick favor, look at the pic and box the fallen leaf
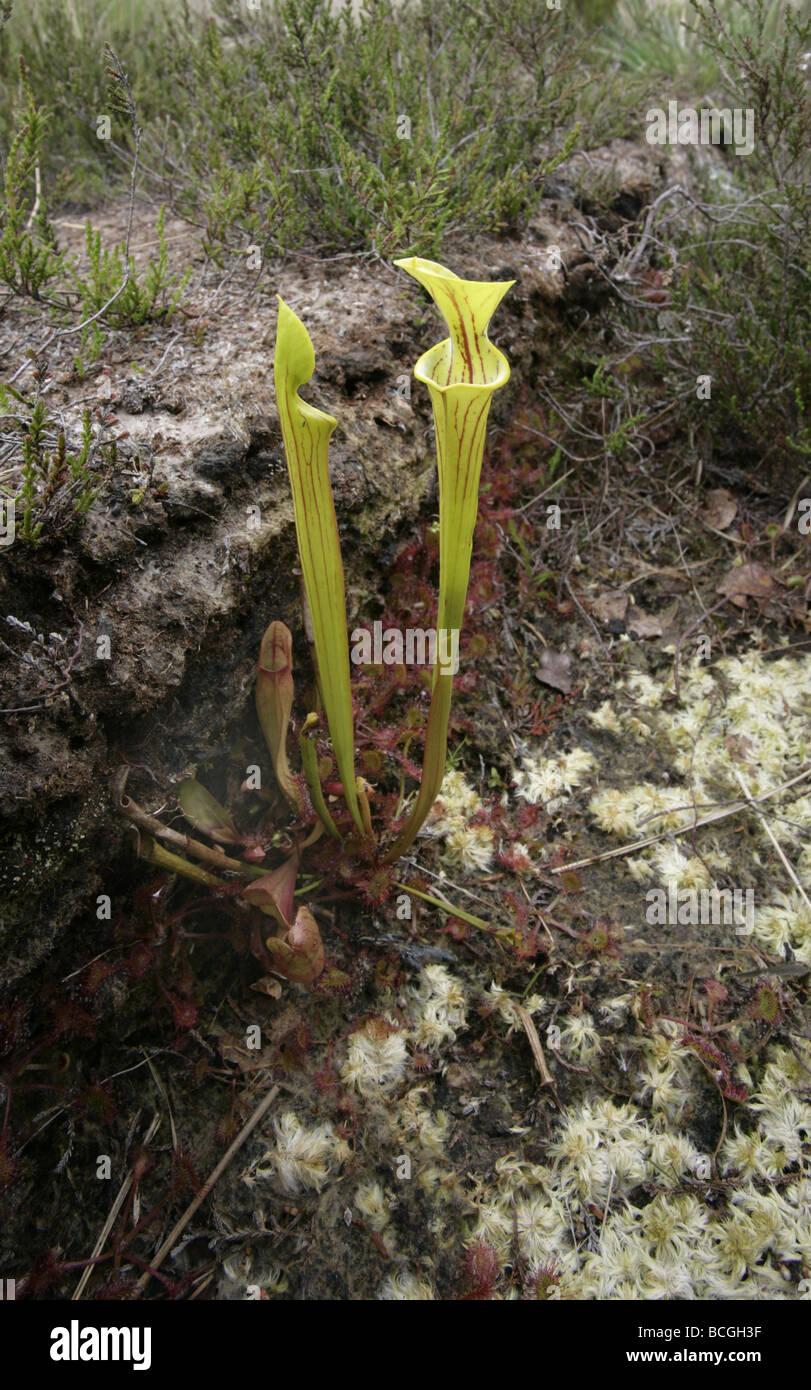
[717,562,784,606]
[724,734,754,763]
[217,1033,276,1072]
[250,977,283,999]
[590,590,628,625]
[701,488,737,530]
[626,606,663,639]
[536,648,573,694]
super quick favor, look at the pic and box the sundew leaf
[177,778,240,844]
[384,258,512,862]
[274,297,365,839]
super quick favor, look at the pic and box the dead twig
[551,766,811,874]
[135,1083,280,1294]
[73,1112,162,1300]
[515,1004,561,1107]
[734,769,811,917]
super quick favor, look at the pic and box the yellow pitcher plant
[383,257,513,859]
[115,257,512,985]
[274,257,512,859]
[273,296,366,840]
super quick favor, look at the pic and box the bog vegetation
[0,0,809,526]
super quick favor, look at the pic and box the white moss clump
[548,1099,650,1201]
[411,964,468,1052]
[588,787,641,837]
[378,1270,435,1300]
[427,769,481,827]
[423,769,495,871]
[443,822,495,872]
[753,891,811,964]
[513,746,595,812]
[558,1010,601,1063]
[248,1112,342,1194]
[648,1131,703,1179]
[485,981,546,1033]
[463,1045,809,1299]
[635,1060,692,1119]
[514,1190,570,1267]
[650,843,712,891]
[587,700,623,734]
[341,1019,408,1097]
[397,1086,449,1157]
[354,1180,393,1233]
[625,670,664,708]
[746,1050,811,1164]
[611,651,811,849]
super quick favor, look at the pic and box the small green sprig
[0,60,65,301]
[2,384,102,542]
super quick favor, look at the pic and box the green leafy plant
[72,206,190,328]
[0,0,653,259]
[0,380,101,542]
[116,256,511,981]
[0,58,65,299]
[69,205,191,368]
[605,0,811,474]
[0,0,170,204]
[149,0,585,259]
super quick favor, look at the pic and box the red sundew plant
[460,1240,502,1300]
[115,258,514,983]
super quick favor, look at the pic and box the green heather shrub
[0,0,170,203]
[0,383,100,541]
[156,0,585,259]
[0,61,65,299]
[70,204,192,367]
[607,0,810,474]
[0,0,654,258]
[674,0,810,470]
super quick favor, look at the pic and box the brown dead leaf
[536,647,573,694]
[655,598,682,648]
[724,734,755,763]
[217,1032,276,1072]
[626,605,663,640]
[590,590,628,624]
[787,593,811,631]
[250,976,283,999]
[701,488,737,531]
[717,562,784,607]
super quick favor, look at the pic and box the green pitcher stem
[381,672,453,862]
